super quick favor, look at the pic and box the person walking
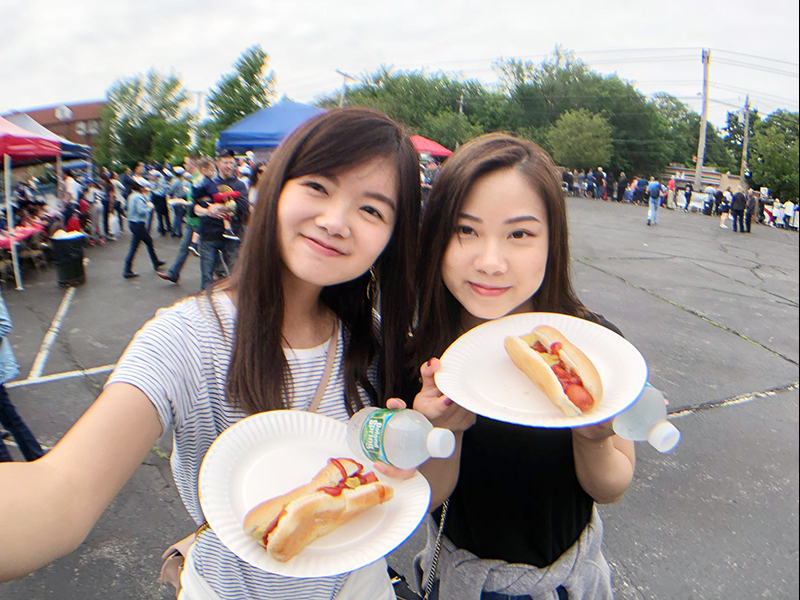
[0,291,45,463]
[157,158,200,284]
[122,179,165,279]
[149,169,171,236]
[684,183,693,211]
[168,167,187,238]
[731,188,747,233]
[647,177,661,226]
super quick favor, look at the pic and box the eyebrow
[319,173,397,210]
[458,212,541,225]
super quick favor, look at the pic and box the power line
[711,48,799,68]
[713,58,799,78]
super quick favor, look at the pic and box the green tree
[319,68,499,148]
[650,93,734,173]
[206,45,275,133]
[723,108,761,171]
[750,110,799,199]
[98,69,192,167]
[546,109,612,169]
[496,49,671,175]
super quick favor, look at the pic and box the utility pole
[336,70,357,108]
[740,95,751,189]
[693,49,710,191]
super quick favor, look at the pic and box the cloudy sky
[2,0,798,129]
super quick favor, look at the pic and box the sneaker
[223,232,241,242]
[189,245,200,257]
[155,260,166,269]
[123,272,140,279]
[157,271,178,283]
[720,225,728,229]
[646,219,651,226]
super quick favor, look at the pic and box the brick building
[3,100,106,152]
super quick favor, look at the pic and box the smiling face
[277,156,398,290]
[442,167,549,328]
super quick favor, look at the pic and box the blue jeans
[124,221,161,274]
[199,237,239,290]
[172,205,186,237]
[648,198,659,224]
[167,223,197,282]
[0,384,44,462]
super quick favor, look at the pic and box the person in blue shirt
[647,178,663,226]
[122,179,165,279]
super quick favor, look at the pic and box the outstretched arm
[0,383,162,582]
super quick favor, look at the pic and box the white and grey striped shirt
[107,293,380,600]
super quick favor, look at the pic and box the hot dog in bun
[504,325,603,416]
[243,458,393,562]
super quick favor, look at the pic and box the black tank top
[434,314,621,567]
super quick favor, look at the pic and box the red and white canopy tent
[410,135,453,158]
[1,116,60,290]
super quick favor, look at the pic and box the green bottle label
[360,409,399,464]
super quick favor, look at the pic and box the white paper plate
[198,410,431,577]
[435,313,648,428]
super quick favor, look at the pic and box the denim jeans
[124,221,161,274]
[0,384,44,462]
[167,223,198,282]
[199,237,239,290]
[648,198,659,224]
[172,205,186,237]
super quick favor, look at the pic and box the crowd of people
[561,167,798,232]
[40,151,266,286]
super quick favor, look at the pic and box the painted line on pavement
[27,287,77,379]
[7,363,117,389]
[669,381,799,419]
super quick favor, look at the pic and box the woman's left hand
[370,398,415,480]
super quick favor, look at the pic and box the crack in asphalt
[692,261,799,307]
[577,259,799,366]
[669,382,799,418]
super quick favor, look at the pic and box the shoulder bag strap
[307,319,339,414]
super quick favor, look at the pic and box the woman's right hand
[413,358,475,433]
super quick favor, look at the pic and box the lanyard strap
[307,319,339,414]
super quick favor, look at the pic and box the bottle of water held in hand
[347,408,456,469]
[612,384,681,453]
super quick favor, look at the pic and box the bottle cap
[426,428,456,459]
[648,421,681,453]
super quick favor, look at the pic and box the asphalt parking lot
[0,198,797,600]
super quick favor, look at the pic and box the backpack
[649,185,661,199]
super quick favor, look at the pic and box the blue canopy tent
[217,101,326,153]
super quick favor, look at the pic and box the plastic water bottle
[612,385,681,453]
[347,408,456,469]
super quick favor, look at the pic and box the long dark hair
[225,107,420,415]
[415,133,590,365]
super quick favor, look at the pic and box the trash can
[52,233,86,287]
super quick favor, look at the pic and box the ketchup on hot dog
[530,341,593,411]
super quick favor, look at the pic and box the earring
[367,266,378,302]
